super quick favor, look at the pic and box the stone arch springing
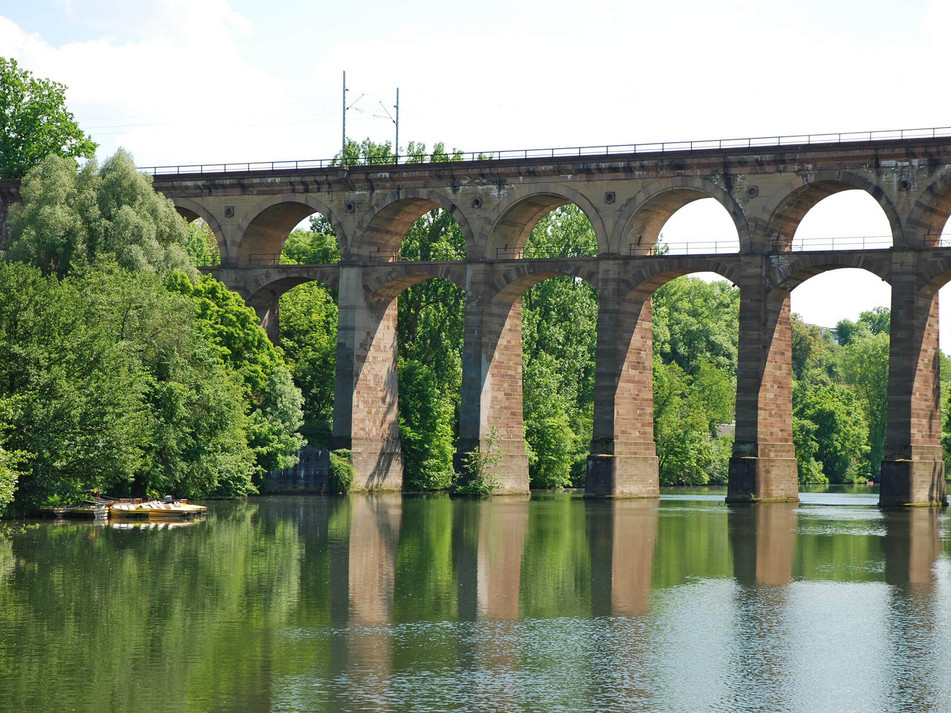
[615,179,751,255]
[356,191,473,261]
[486,189,607,260]
[171,197,227,263]
[255,275,341,447]
[237,196,342,266]
[765,174,901,252]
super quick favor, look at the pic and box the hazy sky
[2,0,949,340]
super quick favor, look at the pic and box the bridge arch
[763,171,902,251]
[350,272,467,490]
[363,264,468,303]
[615,178,751,255]
[907,170,951,245]
[354,190,474,260]
[168,196,228,260]
[486,187,607,259]
[587,265,740,495]
[237,195,343,265]
[772,253,893,292]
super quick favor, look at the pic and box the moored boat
[37,502,110,520]
[108,499,207,520]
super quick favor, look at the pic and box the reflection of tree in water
[0,502,302,713]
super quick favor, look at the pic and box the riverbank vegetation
[0,151,304,514]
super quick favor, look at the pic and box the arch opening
[783,188,893,252]
[494,205,600,488]
[650,196,741,257]
[489,198,601,260]
[642,272,739,486]
[241,203,341,266]
[396,275,466,491]
[360,197,467,261]
[277,278,339,448]
[788,267,893,483]
[281,213,341,266]
[397,207,466,262]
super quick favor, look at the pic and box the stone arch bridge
[8,135,951,506]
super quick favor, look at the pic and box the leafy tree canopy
[0,57,97,179]
[7,150,195,278]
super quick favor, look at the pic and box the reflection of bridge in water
[325,496,943,704]
[7,132,951,505]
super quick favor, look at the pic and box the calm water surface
[1,489,949,713]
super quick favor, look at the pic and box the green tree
[793,382,869,483]
[7,150,195,277]
[281,226,340,265]
[521,205,599,487]
[0,58,97,180]
[793,416,826,484]
[76,265,258,498]
[653,358,731,485]
[652,278,739,376]
[791,314,835,382]
[0,263,148,508]
[279,281,338,444]
[165,273,305,474]
[184,219,220,266]
[839,331,889,475]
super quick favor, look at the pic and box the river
[0,489,948,712]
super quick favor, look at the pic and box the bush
[454,427,501,497]
[328,449,354,494]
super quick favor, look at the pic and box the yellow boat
[109,499,207,520]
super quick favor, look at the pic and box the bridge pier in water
[456,266,531,493]
[333,265,403,490]
[880,258,947,506]
[587,260,658,497]
[728,261,799,503]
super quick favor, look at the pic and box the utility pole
[341,70,347,165]
[394,88,400,163]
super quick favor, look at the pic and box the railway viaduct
[6,132,951,506]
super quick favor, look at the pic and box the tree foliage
[165,273,305,473]
[0,58,97,180]
[521,205,599,488]
[793,382,869,483]
[0,262,263,510]
[6,150,195,278]
[0,149,306,512]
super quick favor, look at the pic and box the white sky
[2,0,950,344]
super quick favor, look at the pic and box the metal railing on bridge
[140,125,951,176]
[229,234,951,267]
